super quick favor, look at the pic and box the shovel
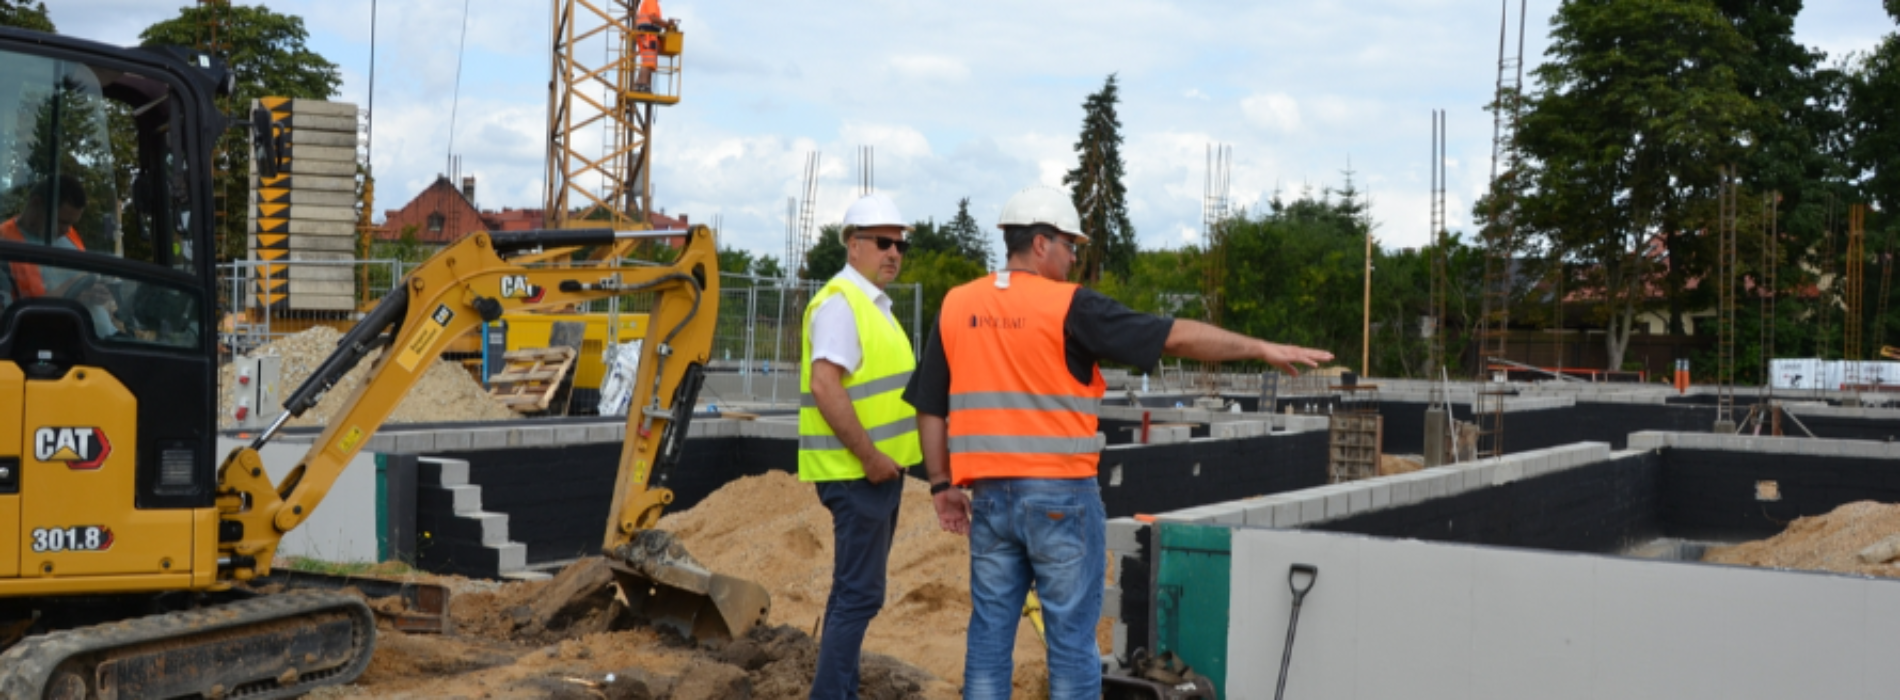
[1274,564,1318,700]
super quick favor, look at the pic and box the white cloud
[1241,93,1302,133]
[886,55,969,83]
[43,0,1894,264]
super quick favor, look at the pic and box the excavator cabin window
[0,46,202,349]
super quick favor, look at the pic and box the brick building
[378,175,688,248]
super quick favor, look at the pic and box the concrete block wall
[1137,442,1615,532]
[1633,431,1900,542]
[1224,527,1900,700]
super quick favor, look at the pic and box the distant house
[377,174,689,249]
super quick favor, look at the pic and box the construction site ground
[303,472,1099,699]
[291,470,1898,698]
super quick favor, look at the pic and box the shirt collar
[835,263,890,307]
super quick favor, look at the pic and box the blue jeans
[963,478,1106,700]
[810,477,903,700]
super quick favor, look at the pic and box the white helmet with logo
[841,193,909,242]
[997,185,1089,243]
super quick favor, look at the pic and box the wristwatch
[929,481,952,495]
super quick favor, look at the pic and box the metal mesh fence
[217,260,922,388]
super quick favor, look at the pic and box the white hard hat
[997,185,1088,243]
[841,193,909,235]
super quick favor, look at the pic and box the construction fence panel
[219,260,921,407]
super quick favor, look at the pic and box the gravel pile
[221,326,518,429]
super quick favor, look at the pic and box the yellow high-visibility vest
[798,276,921,481]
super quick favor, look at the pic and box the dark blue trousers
[809,477,903,700]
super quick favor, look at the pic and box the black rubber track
[0,590,376,700]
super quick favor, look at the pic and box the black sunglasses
[855,235,911,254]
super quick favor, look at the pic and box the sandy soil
[222,326,517,429]
[305,471,1081,699]
[1702,500,1900,578]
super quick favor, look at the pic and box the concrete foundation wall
[220,437,384,563]
[1226,528,1900,700]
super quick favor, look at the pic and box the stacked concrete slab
[249,97,362,312]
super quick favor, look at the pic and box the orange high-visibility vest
[940,271,1106,485]
[635,0,663,68]
[1,218,85,298]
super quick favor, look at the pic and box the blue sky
[51,1,1898,264]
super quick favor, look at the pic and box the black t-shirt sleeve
[1065,287,1173,379]
[902,316,951,417]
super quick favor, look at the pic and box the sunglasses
[1042,232,1078,255]
[855,235,911,254]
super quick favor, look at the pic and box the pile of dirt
[659,471,1053,695]
[1378,454,1424,476]
[1702,500,1900,578]
[220,326,516,429]
[321,557,951,699]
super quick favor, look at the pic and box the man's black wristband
[930,481,952,495]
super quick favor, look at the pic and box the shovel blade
[606,530,772,642]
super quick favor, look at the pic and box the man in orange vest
[633,0,665,94]
[2,174,88,300]
[903,185,1332,698]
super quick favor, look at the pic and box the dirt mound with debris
[659,471,1054,695]
[221,326,516,429]
[1702,500,1900,578]
[317,557,953,699]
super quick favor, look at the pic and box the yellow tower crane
[542,0,685,263]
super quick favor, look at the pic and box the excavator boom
[219,224,767,639]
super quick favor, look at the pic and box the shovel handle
[1288,563,1318,603]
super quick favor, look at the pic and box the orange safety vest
[939,271,1107,485]
[1,218,85,298]
[635,0,663,67]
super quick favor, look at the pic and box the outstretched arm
[1162,319,1334,375]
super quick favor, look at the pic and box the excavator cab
[0,30,227,597]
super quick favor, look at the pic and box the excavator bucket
[607,529,771,642]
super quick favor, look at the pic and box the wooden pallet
[487,346,578,413]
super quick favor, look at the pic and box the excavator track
[0,590,375,700]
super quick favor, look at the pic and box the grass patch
[281,556,420,577]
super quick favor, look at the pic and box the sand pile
[221,326,516,429]
[660,471,1053,695]
[1702,500,1900,578]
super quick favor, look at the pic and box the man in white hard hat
[904,184,1333,699]
[798,192,921,699]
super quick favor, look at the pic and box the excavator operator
[1,173,88,300]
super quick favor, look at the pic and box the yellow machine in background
[491,311,649,406]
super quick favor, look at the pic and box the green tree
[754,254,784,280]
[944,197,991,269]
[1063,74,1136,284]
[801,224,846,281]
[141,4,342,262]
[718,245,756,282]
[1094,247,1205,318]
[0,0,52,32]
[1220,187,1377,361]
[905,218,956,257]
[1516,0,1757,370]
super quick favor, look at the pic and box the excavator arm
[212,226,756,638]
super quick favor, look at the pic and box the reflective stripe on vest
[799,371,913,407]
[940,272,1107,484]
[797,274,922,481]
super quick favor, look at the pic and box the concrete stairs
[416,457,547,580]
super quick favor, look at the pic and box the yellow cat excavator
[0,27,764,699]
